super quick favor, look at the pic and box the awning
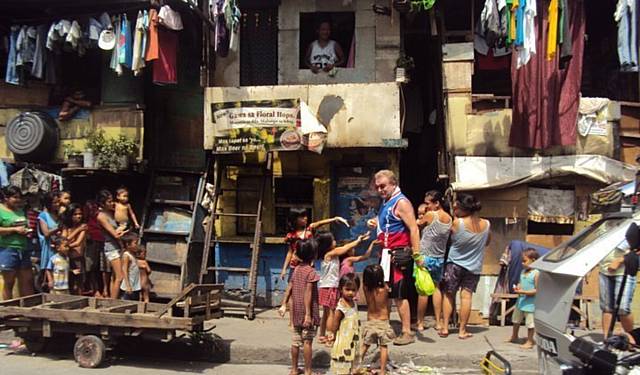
[452,155,637,191]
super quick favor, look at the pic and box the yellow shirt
[510,0,519,42]
[547,0,559,60]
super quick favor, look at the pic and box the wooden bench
[491,293,597,329]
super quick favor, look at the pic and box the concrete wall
[214,0,400,87]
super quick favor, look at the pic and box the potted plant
[88,130,138,172]
[63,144,84,168]
[85,130,107,169]
[395,53,415,83]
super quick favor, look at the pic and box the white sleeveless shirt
[310,40,338,68]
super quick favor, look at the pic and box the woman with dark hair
[96,190,127,299]
[441,193,491,339]
[0,186,33,299]
[415,190,452,333]
[38,192,61,279]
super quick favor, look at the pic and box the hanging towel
[145,9,159,61]
[153,27,178,84]
[5,26,20,85]
[31,24,47,79]
[132,11,145,75]
[119,15,133,69]
[546,0,559,60]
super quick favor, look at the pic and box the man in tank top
[305,21,345,74]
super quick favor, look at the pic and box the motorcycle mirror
[626,223,640,250]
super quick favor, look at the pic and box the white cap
[98,27,116,50]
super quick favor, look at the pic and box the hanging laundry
[559,0,572,63]
[515,0,525,46]
[506,0,513,45]
[153,27,178,84]
[223,0,241,52]
[132,11,146,75]
[66,21,82,50]
[509,0,585,150]
[110,15,123,76]
[546,0,558,60]
[213,0,230,57]
[516,0,536,68]
[146,9,159,61]
[31,25,47,79]
[0,161,8,188]
[16,26,36,67]
[509,0,518,43]
[141,11,150,62]
[158,5,184,31]
[5,26,20,85]
[119,15,133,69]
[615,0,638,72]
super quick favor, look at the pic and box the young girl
[137,246,152,302]
[114,187,140,230]
[507,248,540,349]
[84,200,107,297]
[339,238,379,277]
[305,21,345,74]
[120,234,142,301]
[327,273,361,375]
[96,189,128,299]
[316,231,369,344]
[289,239,320,375]
[38,192,61,288]
[61,203,87,295]
[278,210,348,316]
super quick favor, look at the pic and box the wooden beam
[0,307,196,331]
[0,294,44,307]
[101,303,140,314]
[44,297,89,310]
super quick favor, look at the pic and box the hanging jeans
[617,2,638,70]
[5,26,20,85]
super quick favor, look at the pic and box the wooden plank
[102,303,140,313]
[0,294,44,307]
[0,307,195,331]
[155,283,197,318]
[44,297,89,310]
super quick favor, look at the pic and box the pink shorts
[318,287,339,309]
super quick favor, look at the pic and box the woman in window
[305,21,345,74]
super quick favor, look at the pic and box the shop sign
[211,99,327,154]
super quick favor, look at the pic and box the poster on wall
[333,167,382,269]
[212,99,327,154]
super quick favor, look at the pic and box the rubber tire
[23,336,48,354]
[74,335,106,368]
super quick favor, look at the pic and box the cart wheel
[74,335,106,368]
[23,336,48,354]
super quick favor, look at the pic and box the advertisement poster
[212,99,327,154]
[333,167,382,270]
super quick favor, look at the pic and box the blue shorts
[424,256,445,284]
[0,247,32,272]
[600,274,636,315]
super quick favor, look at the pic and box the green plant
[396,53,415,71]
[63,143,82,158]
[87,130,138,172]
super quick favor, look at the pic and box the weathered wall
[214,0,400,87]
[0,107,144,162]
[204,83,402,149]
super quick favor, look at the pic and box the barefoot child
[507,248,540,349]
[327,273,361,375]
[137,247,152,302]
[289,239,320,375]
[120,234,142,301]
[361,264,395,375]
[316,232,369,344]
[114,187,140,231]
[278,210,348,316]
[61,203,87,295]
[46,241,70,295]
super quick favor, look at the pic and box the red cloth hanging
[508,0,584,150]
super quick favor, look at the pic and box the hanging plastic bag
[414,262,435,296]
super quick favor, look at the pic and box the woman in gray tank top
[416,190,452,332]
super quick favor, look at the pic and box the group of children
[34,187,152,302]
[279,204,542,374]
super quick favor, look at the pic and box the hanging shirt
[31,25,47,79]
[16,26,36,67]
[110,15,122,75]
[132,11,146,75]
[145,9,159,61]
[547,0,559,60]
[517,0,537,68]
[506,0,514,45]
[510,0,518,43]
[141,11,149,61]
[5,26,20,85]
[153,27,178,84]
[119,15,133,69]
[515,0,525,46]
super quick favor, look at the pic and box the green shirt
[0,207,27,250]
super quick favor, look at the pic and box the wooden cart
[0,284,222,368]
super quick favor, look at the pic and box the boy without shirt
[361,264,395,375]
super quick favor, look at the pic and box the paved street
[0,308,544,374]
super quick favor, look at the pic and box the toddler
[46,242,70,295]
[289,239,320,375]
[316,231,369,344]
[506,248,540,349]
[120,234,142,301]
[327,273,361,375]
[137,247,153,302]
[361,264,395,375]
[114,187,140,231]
